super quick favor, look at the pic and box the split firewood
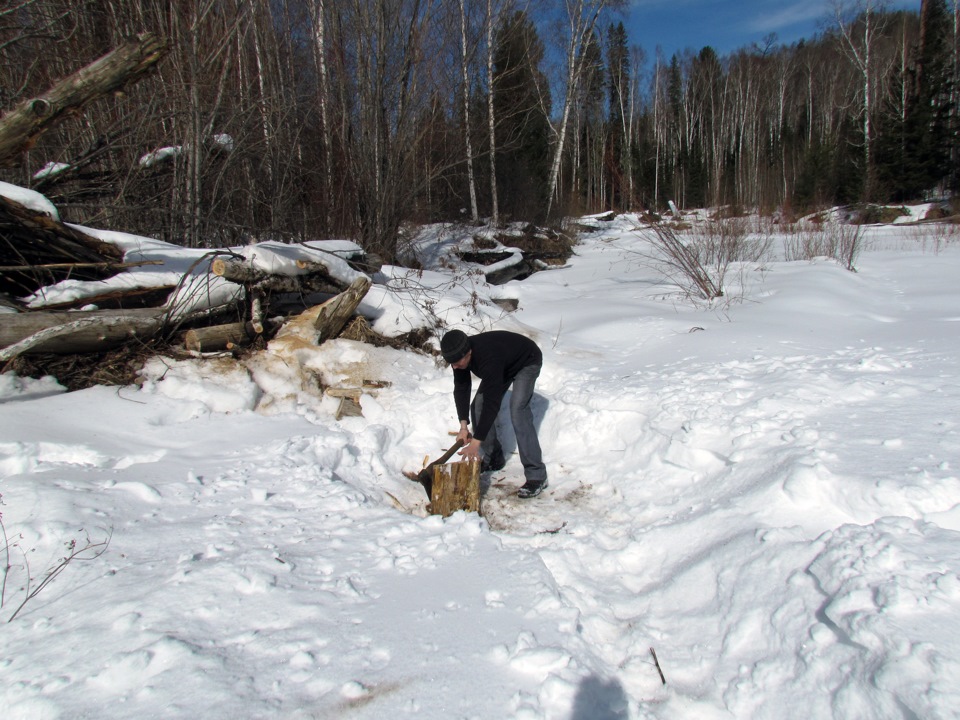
[272,276,372,345]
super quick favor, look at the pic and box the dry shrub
[783,221,864,270]
[337,315,433,354]
[6,343,160,391]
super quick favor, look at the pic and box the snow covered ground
[2,209,960,719]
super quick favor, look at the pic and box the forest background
[1,0,957,262]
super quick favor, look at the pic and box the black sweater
[453,331,542,441]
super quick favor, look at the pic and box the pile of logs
[0,191,376,364]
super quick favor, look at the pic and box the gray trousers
[471,364,546,483]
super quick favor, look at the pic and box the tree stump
[430,460,480,517]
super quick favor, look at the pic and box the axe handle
[431,438,465,467]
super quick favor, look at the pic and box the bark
[183,321,260,353]
[461,0,479,223]
[486,0,500,225]
[545,0,609,218]
[430,459,480,516]
[210,257,347,296]
[0,33,168,165]
[0,309,164,359]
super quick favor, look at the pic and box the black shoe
[481,453,505,473]
[517,479,547,498]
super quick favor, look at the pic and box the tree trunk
[0,33,167,165]
[312,0,334,231]
[0,310,164,359]
[183,321,260,353]
[460,0,479,223]
[210,256,347,296]
[486,0,500,226]
[545,0,607,218]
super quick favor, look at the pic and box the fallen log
[211,256,345,296]
[0,33,168,165]
[0,193,123,264]
[0,310,164,361]
[0,308,162,350]
[0,260,161,272]
[30,285,176,311]
[210,257,260,283]
[0,193,128,297]
[181,319,275,353]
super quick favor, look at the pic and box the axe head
[408,439,465,499]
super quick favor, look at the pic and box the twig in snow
[650,646,666,685]
[7,528,112,623]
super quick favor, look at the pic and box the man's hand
[458,437,482,461]
[455,421,471,445]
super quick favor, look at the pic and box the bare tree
[310,0,334,231]
[486,0,501,225]
[544,0,623,218]
[832,0,892,199]
[459,0,479,223]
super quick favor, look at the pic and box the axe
[408,439,465,499]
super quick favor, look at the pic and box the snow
[33,162,70,181]
[0,180,60,220]
[17,222,369,311]
[139,145,183,168]
[2,209,960,719]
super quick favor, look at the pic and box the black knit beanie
[440,330,470,363]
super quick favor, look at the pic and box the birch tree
[544,0,623,218]
[832,0,891,199]
[310,0,334,231]
[459,0,479,222]
[486,0,501,225]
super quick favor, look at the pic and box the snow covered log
[211,257,346,296]
[182,321,261,353]
[0,192,136,299]
[0,33,167,165]
[0,309,165,359]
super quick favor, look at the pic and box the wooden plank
[430,460,480,517]
[325,387,363,399]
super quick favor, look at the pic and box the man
[440,329,548,498]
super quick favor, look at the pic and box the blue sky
[622,0,920,60]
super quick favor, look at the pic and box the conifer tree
[905,0,954,196]
[606,22,630,210]
[492,10,552,219]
